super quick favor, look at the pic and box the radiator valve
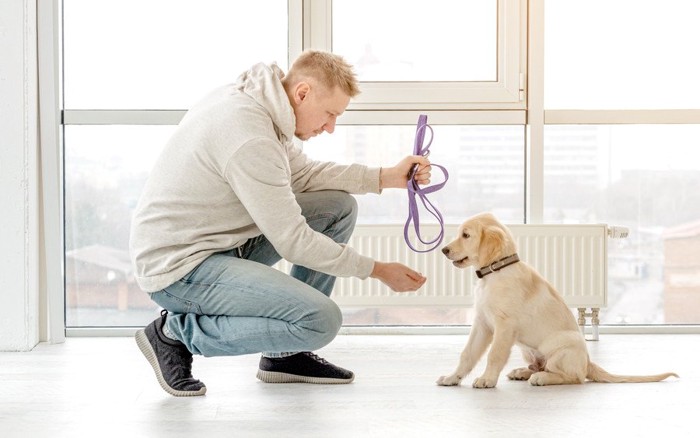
[607,226,630,239]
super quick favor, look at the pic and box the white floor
[0,334,695,438]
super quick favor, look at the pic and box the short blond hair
[283,50,360,97]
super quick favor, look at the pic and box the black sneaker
[135,310,206,397]
[256,352,354,384]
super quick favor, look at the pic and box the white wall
[0,0,41,350]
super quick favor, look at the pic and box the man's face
[293,83,350,141]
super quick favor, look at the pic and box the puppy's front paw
[472,375,498,388]
[437,374,463,386]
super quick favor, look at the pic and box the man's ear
[295,82,310,104]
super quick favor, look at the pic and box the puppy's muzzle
[442,246,468,264]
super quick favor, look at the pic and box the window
[63,0,289,109]
[59,1,700,331]
[327,0,525,109]
[333,0,497,82]
[543,0,700,327]
[62,0,289,327]
[64,125,172,326]
[545,0,700,109]
[62,1,523,329]
[544,125,700,324]
[307,124,524,326]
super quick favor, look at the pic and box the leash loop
[403,115,449,253]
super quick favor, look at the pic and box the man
[130,50,430,397]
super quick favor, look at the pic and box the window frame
[63,0,527,123]
[303,0,526,110]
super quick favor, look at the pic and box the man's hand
[380,155,431,189]
[370,261,427,292]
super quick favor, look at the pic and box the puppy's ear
[478,226,506,265]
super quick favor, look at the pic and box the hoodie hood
[235,62,296,145]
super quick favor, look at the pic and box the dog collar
[476,254,520,278]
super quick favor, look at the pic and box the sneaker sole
[256,369,354,384]
[135,329,207,397]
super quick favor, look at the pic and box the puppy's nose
[441,247,449,255]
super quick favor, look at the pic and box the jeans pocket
[150,289,204,315]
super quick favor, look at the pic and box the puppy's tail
[586,362,678,383]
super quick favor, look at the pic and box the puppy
[437,212,678,388]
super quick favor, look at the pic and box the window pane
[544,125,700,324]
[63,0,288,109]
[65,126,174,327]
[305,124,523,326]
[332,0,497,82]
[65,123,523,328]
[302,125,525,224]
[342,307,472,326]
[545,0,700,109]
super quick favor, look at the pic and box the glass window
[64,124,524,327]
[305,124,524,326]
[326,0,523,107]
[332,0,497,82]
[545,0,700,109]
[65,125,175,327]
[63,0,288,109]
[342,307,474,326]
[544,125,700,324]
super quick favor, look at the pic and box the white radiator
[276,223,627,339]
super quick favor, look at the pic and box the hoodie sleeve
[287,142,382,195]
[224,139,375,279]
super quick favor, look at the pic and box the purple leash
[404,115,449,252]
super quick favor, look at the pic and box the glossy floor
[0,334,695,437]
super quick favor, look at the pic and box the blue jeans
[149,190,358,358]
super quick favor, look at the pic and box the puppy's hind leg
[529,368,583,386]
[529,335,588,386]
[437,318,493,387]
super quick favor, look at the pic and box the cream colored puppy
[437,212,678,388]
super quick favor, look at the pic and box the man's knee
[327,191,358,222]
[332,192,358,239]
[305,300,343,350]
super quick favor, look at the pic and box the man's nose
[323,119,336,134]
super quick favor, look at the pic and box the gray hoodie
[129,62,380,292]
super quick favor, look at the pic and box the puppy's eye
[462,232,470,239]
